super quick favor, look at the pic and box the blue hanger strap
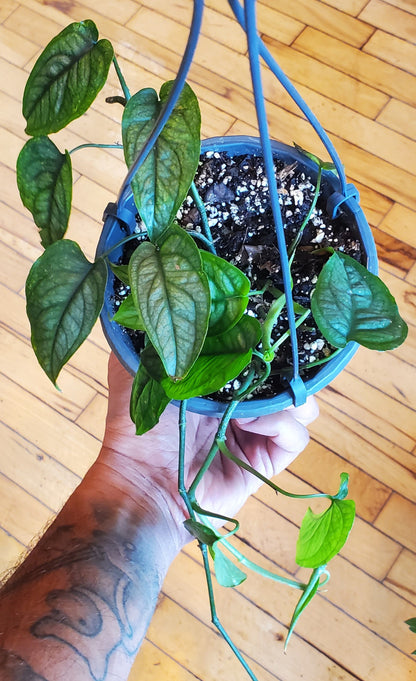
[245,0,303,389]
[327,183,361,218]
[117,0,205,205]
[228,0,347,195]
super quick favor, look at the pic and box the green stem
[190,181,215,251]
[178,401,194,517]
[112,55,131,101]
[187,400,239,500]
[179,404,259,681]
[218,440,331,500]
[269,308,310,355]
[288,165,322,258]
[262,293,286,357]
[301,346,343,370]
[234,360,270,401]
[187,230,216,253]
[69,143,123,155]
[199,543,260,681]
[98,232,143,262]
[192,501,239,533]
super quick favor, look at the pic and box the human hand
[100,354,318,545]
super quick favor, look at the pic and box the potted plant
[16,17,408,680]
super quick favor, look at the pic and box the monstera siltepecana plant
[16,18,408,680]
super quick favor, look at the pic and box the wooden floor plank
[377,99,416,142]
[259,0,375,47]
[0,528,25,578]
[294,26,416,106]
[375,494,416,553]
[386,549,416,606]
[378,203,416,250]
[363,29,416,75]
[263,36,389,119]
[359,0,416,42]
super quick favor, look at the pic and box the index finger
[234,395,319,431]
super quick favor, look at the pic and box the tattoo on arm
[1,503,168,681]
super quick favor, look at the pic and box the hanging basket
[96,135,378,418]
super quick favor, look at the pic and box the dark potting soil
[112,149,364,401]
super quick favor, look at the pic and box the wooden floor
[1,0,415,679]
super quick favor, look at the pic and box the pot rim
[96,135,378,417]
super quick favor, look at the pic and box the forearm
[0,454,182,681]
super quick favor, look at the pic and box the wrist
[93,447,189,552]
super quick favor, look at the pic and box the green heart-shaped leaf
[201,251,250,336]
[26,240,107,385]
[130,362,171,435]
[202,314,261,355]
[129,225,210,378]
[162,350,252,400]
[23,20,113,136]
[312,251,408,350]
[111,293,145,330]
[296,498,356,569]
[211,543,247,588]
[122,81,201,241]
[141,315,259,400]
[16,136,72,247]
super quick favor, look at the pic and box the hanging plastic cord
[116,0,204,206]
[243,0,306,405]
[229,0,348,196]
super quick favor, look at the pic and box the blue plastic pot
[96,136,378,418]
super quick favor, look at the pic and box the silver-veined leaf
[129,225,210,379]
[312,251,408,351]
[26,240,107,385]
[23,20,113,135]
[122,81,200,241]
[16,136,72,247]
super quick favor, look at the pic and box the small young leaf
[109,262,130,286]
[183,519,219,545]
[294,143,336,172]
[162,350,253,400]
[312,251,408,351]
[112,294,145,330]
[122,81,201,241]
[211,543,247,588]
[16,136,72,247]
[23,20,114,135]
[26,240,107,385]
[332,472,350,501]
[129,362,171,435]
[296,498,356,569]
[285,567,324,650]
[200,251,250,336]
[129,225,210,379]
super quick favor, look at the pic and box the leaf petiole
[112,54,131,101]
[69,142,123,155]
